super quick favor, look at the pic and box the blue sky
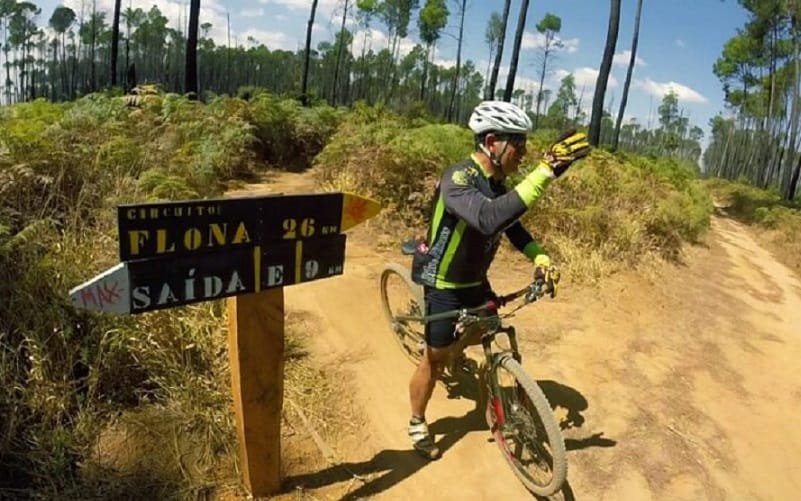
[37,0,749,143]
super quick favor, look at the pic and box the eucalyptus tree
[613,0,643,151]
[504,0,529,102]
[487,0,510,100]
[533,12,562,127]
[301,0,318,105]
[546,73,578,130]
[9,1,40,100]
[417,0,447,102]
[447,0,466,119]
[185,0,199,98]
[110,0,121,85]
[380,0,419,99]
[589,0,621,146]
[331,0,350,105]
[483,12,502,98]
[48,5,74,99]
[354,0,378,102]
[707,0,801,199]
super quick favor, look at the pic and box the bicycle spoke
[488,358,566,496]
[380,265,426,365]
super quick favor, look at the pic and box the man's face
[488,134,528,175]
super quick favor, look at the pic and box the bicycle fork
[482,325,520,429]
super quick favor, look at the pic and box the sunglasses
[499,134,527,149]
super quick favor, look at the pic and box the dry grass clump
[311,103,473,230]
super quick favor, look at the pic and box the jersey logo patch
[451,170,470,186]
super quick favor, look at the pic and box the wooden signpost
[69,191,380,496]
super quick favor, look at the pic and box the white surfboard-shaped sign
[69,262,131,315]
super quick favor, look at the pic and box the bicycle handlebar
[418,266,560,324]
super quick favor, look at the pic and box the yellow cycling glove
[514,130,591,208]
[534,254,551,269]
[543,129,591,177]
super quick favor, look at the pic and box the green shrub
[528,150,712,272]
[247,90,344,170]
[314,110,713,279]
[313,107,472,225]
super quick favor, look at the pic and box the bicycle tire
[485,355,567,496]
[379,262,426,365]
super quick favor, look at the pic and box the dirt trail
[246,171,801,500]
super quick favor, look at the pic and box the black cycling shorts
[424,285,491,348]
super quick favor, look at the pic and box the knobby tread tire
[492,356,567,496]
[379,262,425,365]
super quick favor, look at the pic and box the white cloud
[613,50,647,67]
[239,28,295,51]
[61,0,235,48]
[349,28,415,58]
[259,0,338,12]
[240,8,265,18]
[521,31,579,53]
[433,57,457,69]
[675,39,686,48]
[634,78,708,103]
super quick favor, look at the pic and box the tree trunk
[124,10,130,91]
[185,0,200,98]
[788,153,801,200]
[589,0,621,146]
[61,32,68,98]
[110,0,121,86]
[487,0,511,100]
[447,0,467,120]
[301,0,318,106]
[331,0,349,105]
[420,44,430,101]
[613,0,643,151]
[534,37,551,128]
[90,0,97,92]
[783,24,801,197]
[504,0,529,102]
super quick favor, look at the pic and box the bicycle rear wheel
[485,355,567,496]
[379,262,426,365]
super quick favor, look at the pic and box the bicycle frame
[394,301,523,375]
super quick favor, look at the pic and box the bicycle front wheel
[379,262,426,365]
[485,355,567,497]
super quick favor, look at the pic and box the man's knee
[426,345,450,371]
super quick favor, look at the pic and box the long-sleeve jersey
[415,154,547,289]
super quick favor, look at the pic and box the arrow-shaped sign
[70,235,347,314]
[117,192,380,261]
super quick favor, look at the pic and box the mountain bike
[379,250,567,497]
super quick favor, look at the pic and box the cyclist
[407,100,590,459]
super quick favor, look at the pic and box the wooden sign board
[118,192,379,261]
[69,190,381,498]
[69,235,346,314]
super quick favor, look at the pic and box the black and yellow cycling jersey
[413,153,550,289]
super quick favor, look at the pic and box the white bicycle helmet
[468,100,532,135]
